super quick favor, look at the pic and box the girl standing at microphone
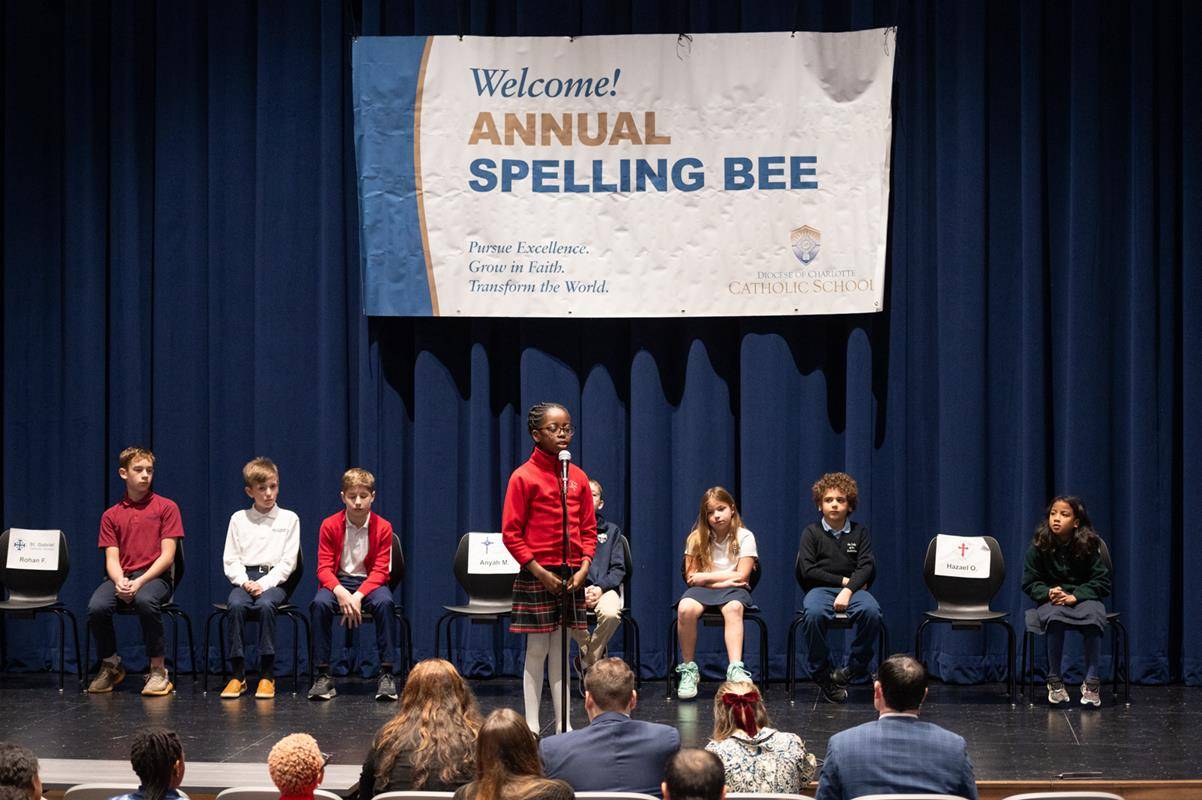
[503,402,597,735]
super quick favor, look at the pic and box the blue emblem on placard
[790,225,821,265]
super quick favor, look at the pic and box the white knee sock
[547,628,571,732]
[523,632,551,733]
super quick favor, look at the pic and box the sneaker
[726,661,753,683]
[308,673,337,700]
[254,677,276,700]
[1046,674,1069,705]
[87,661,126,694]
[376,671,398,701]
[220,678,247,699]
[142,666,173,696]
[1080,677,1102,707]
[817,676,848,704]
[676,661,700,700]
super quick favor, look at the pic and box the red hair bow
[722,689,760,736]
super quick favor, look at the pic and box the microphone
[558,449,571,493]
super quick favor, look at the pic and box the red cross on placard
[958,542,969,557]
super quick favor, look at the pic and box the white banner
[5,528,60,571]
[353,30,896,317]
[933,534,991,579]
[466,532,520,574]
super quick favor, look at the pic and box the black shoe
[832,665,868,686]
[376,672,398,701]
[817,677,848,704]
[307,673,336,701]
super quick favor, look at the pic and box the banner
[353,30,895,317]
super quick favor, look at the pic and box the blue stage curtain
[2,0,1200,685]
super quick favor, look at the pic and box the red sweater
[502,447,597,568]
[315,510,393,597]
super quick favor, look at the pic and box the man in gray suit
[541,658,681,797]
[816,654,978,800]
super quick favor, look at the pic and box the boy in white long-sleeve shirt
[220,457,300,699]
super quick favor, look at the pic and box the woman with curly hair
[359,659,482,797]
[1021,495,1112,707]
[453,709,573,800]
[705,681,816,793]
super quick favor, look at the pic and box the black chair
[434,533,515,664]
[84,540,197,687]
[913,535,1015,703]
[584,534,642,684]
[326,533,412,677]
[1020,539,1130,705]
[0,528,82,691]
[202,544,312,693]
[666,557,768,699]
[785,550,889,701]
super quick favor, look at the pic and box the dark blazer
[540,711,680,797]
[587,517,626,592]
[815,714,977,800]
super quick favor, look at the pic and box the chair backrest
[921,535,1005,614]
[728,793,816,800]
[1000,787,1120,792]
[65,786,192,800]
[279,542,305,600]
[215,789,339,800]
[388,532,405,592]
[0,528,69,603]
[172,539,186,587]
[373,793,456,800]
[1097,538,1114,573]
[453,533,520,606]
[618,534,633,608]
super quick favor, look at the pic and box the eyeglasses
[321,752,333,766]
[539,423,574,435]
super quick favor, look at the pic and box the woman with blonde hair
[704,681,816,792]
[358,659,482,797]
[453,708,573,800]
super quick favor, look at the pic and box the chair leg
[183,613,196,680]
[203,610,224,692]
[786,615,802,702]
[630,615,641,686]
[1019,630,1029,703]
[913,619,930,665]
[299,614,313,683]
[1003,620,1015,704]
[291,615,300,692]
[83,623,91,692]
[55,611,66,692]
[1113,617,1131,704]
[64,609,81,689]
[756,616,768,692]
[666,618,678,699]
[171,611,180,680]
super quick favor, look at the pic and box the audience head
[584,657,636,717]
[128,728,184,800]
[267,733,325,796]
[0,742,40,800]
[374,659,481,788]
[475,708,545,800]
[712,680,770,740]
[0,786,32,800]
[875,654,928,713]
[662,748,725,800]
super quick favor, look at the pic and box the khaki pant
[571,589,622,666]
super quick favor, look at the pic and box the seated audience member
[454,709,573,800]
[815,654,978,800]
[540,658,680,797]
[111,728,186,800]
[0,786,32,800]
[705,681,816,792]
[662,749,725,800]
[0,742,40,800]
[268,734,326,800]
[359,659,481,797]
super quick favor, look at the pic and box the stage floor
[1,674,1197,782]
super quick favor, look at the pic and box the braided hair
[526,402,568,434]
[129,728,182,800]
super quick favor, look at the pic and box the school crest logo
[845,542,858,554]
[790,225,821,265]
[597,532,608,543]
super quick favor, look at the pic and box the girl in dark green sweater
[1021,495,1111,706]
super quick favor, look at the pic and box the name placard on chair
[5,528,60,571]
[934,534,991,578]
[466,533,519,574]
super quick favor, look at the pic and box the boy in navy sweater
[798,472,880,703]
[572,479,627,688]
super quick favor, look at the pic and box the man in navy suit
[816,654,978,800]
[540,658,681,797]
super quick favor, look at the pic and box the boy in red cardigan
[307,467,396,701]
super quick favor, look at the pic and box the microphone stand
[558,458,571,735]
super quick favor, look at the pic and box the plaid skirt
[510,567,587,634]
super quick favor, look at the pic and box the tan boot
[142,665,173,696]
[87,661,126,693]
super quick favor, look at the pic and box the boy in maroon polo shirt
[86,447,185,695]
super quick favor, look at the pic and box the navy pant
[309,575,395,667]
[800,586,882,677]
[226,567,287,660]
[87,573,173,659]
